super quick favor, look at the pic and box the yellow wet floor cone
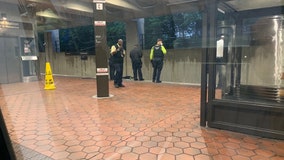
[44,62,56,90]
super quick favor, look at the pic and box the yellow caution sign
[44,62,56,90]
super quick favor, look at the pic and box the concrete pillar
[137,18,145,48]
[93,1,109,97]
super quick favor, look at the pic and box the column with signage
[93,0,109,97]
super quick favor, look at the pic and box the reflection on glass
[215,15,284,104]
[215,20,235,99]
[22,38,35,56]
[245,17,283,87]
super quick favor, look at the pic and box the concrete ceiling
[0,0,283,31]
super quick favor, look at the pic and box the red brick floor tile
[115,146,132,154]
[174,141,190,149]
[166,147,183,155]
[232,155,251,160]
[50,145,69,153]
[243,136,260,144]
[213,154,233,160]
[158,153,175,160]
[151,135,166,143]
[223,142,241,149]
[184,147,201,156]
[240,142,259,150]
[219,148,237,156]
[139,153,157,160]
[273,147,284,157]
[51,151,70,159]
[66,145,84,152]
[254,148,276,158]
[0,77,283,160]
[201,147,219,155]
[176,154,195,160]
[133,146,149,154]
[236,148,256,157]
[191,142,207,149]
[121,152,139,160]
[150,146,166,154]
[68,151,87,160]
[102,152,121,160]
[214,136,230,143]
[270,156,284,160]
[181,136,196,143]
[142,141,158,148]
[251,155,271,160]
[194,154,212,160]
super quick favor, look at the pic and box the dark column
[206,0,218,126]
[200,0,218,126]
[0,108,16,160]
[93,0,109,97]
[200,0,208,127]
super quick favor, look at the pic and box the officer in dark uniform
[130,44,144,81]
[150,38,167,83]
[110,39,125,88]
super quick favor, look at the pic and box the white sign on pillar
[96,3,103,10]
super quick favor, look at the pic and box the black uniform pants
[132,61,143,80]
[113,63,123,85]
[152,59,163,82]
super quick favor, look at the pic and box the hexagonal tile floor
[0,76,283,160]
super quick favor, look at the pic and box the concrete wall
[140,49,202,84]
[39,48,202,85]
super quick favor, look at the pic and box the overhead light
[1,13,7,20]
[218,8,225,14]
[167,0,198,6]
[64,1,92,13]
[36,9,64,19]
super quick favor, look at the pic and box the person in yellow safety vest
[150,38,167,83]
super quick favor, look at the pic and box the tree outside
[51,11,202,54]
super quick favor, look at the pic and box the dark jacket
[111,44,124,63]
[130,47,142,63]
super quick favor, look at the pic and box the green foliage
[59,25,95,54]
[144,12,202,49]
[58,22,126,54]
[57,11,203,54]
[172,12,202,48]
[106,21,126,48]
[144,15,176,49]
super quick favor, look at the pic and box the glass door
[0,37,21,83]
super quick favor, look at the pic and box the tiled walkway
[0,76,283,160]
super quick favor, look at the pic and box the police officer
[110,39,125,88]
[130,44,144,81]
[150,38,167,83]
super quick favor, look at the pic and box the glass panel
[214,8,236,99]
[243,17,283,87]
[215,9,284,104]
[240,16,284,103]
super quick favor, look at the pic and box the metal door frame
[200,4,284,139]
